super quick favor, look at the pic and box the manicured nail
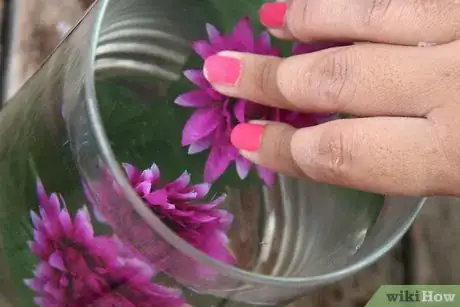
[231,123,265,152]
[259,2,287,28]
[203,55,241,85]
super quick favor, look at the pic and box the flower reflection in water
[26,179,187,307]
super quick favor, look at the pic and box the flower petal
[135,181,152,196]
[181,107,221,146]
[58,210,72,236]
[149,163,161,182]
[74,209,94,241]
[36,179,48,207]
[206,23,221,43]
[233,99,246,123]
[232,17,254,51]
[30,211,42,228]
[145,189,169,205]
[175,90,213,107]
[190,212,219,223]
[193,183,211,198]
[235,157,252,179]
[188,134,213,154]
[122,163,140,182]
[255,32,271,52]
[46,193,61,218]
[193,40,214,59]
[183,70,209,88]
[48,251,66,271]
[257,166,276,186]
[169,171,191,190]
[203,146,236,183]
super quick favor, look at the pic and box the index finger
[203,44,450,117]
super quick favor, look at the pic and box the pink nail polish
[204,55,241,85]
[231,123,265,152]
[259,2,287,28]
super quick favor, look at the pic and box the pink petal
[198,231,235,265]
[188,134,213,154]
[170,171,191,190]
[183,69,209,88]
[193,40,214,59]
[175,90,213,107]
[44,281,63,300]
[46,193,61,217]
[48,251,66,271]
[191,213,219,223]
[36,179,48,206]
[206,23,221,43]
[232,17,254,51]
[257,166,276,186]
[235,157,252,179]
[145,189,168,205]
[30,211,42,228]
[194,183,211,198]
[233,99,246,122]
[140,169,154,182]
[149,163,161,182]
[214,209,234,230]
[74,209,94,241]
[122,163,140,182]
[58,209,72,236]
[24,278,42,292]
[255,32,271,52]
[181,107,221,146]
[203,146,236,183]
[135,181,151,196]
[169,191,197,200]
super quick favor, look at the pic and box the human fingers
[259,0,460,45]
[203,43,458,117]
[230,118,460,196]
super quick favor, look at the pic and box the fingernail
[203,55,241,85]
[259,2,287,28]
[231,123,265,152]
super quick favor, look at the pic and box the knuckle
[252,57,278,99]
[306,49,358,112]
[307,124,354,184]
[427,112,460,194]
[363,0,394,28]
[288,0,315,40]
[272,126,294,161]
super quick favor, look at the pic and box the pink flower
[84,162,235,281]
[26,179,187,307]
[122,163,235,266]
[175,18,334,186]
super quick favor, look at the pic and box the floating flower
[175,17,335,186]
[83,162,235,280]
[26,179,187,307]
[123,162,235,266]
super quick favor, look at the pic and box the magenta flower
[175,17,333,186]
[83,162,235,280]
[26,179,187,307]
[122,163,235,266]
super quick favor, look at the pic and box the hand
[202,0,460,196]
